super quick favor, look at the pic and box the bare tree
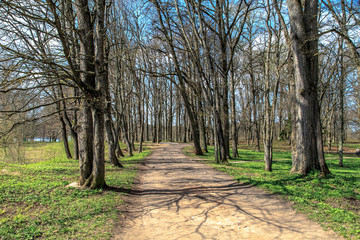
[286,0,330,175]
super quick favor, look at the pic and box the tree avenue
[0,0,359,188]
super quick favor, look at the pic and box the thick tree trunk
[89,0,107,189]
[222,90,230,158]
[78,102,93,186]
[221,61,231,159]
[91,102,106,189]
[76,0,95,186]
[214,79,227,163]
[287,0,330,175]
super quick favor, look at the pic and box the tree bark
[287,0,330,175]
[122,114,133,157]
[90,0,107,189]
[168,81,173,142]
[75,0,96,186]
[78,102,93,186]
[338,38,345,167]
[249,43,260,152]
[230,63,239,158]
[198,96,208,153]
[113,123,124,157]
[105,93,123,167]
[91,100,106,189]
[60,115,72,159]
[263,4,273,171]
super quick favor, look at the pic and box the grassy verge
[184,145,360,239]
[0,141,151,240]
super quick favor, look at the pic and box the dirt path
[114,143,341,240]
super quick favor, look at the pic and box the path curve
[114,143,341,240]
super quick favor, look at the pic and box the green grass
[0,141,152,240]
[184,145,360,239]
[343,142,360,150]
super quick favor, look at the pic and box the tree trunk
[287,0,330,175]
[78,102,93,186]
[138,92,144,153]
[113,123,124,157]
[60,115,72,159]
[157,99,162,143]
[263,7,273,171]
[338,38,345,167]
[72,132,79,160]
[122,114,133,157]
[177,100,181,142]
[90,0,107,189]
[91,101,106,189]
[327,112,332,151]
[168,82,173,142]
[105,99,123,167]
[198,95,208,153]
[230,63,239,158]
[54,86,72,159]
[145,90,149,142]
[214,78,227,163]
[153,91,158,143]
[213,115,219,163]
[71,89,80,160]
[75,0,96,187]
[249,44,260,152]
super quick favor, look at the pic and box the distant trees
[150,0,252,162]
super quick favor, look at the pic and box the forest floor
[113,142,342,240]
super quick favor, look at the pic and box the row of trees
[0,0,359,188]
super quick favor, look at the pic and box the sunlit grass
[0,141,152,239]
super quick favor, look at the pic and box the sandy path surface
[114,143,341,240]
